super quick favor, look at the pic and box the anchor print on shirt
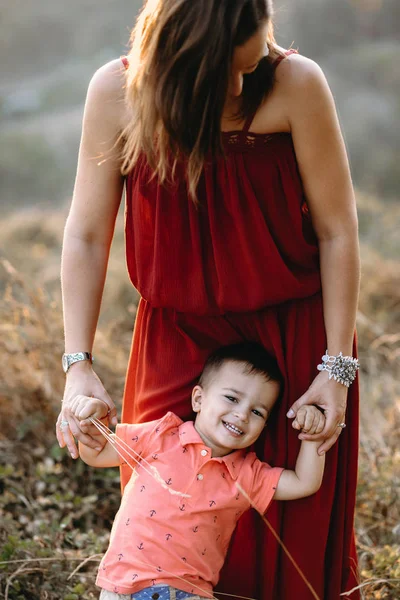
[201,548,207,556]
[156,566,163,573]
[125,518,131,526]
[151,579,157,585]
[182,447,188,454]
[165,533,172,541]
[192,525,199,533]
[117,553,123,561]
[152,453,158,460]
[165,478,173,486]
[131,435,139,443]
[179,503,186,512]
[150,510,157,517]
[137,542,144,550]
[213,516,218,523]
[209,500,216,507]
[140,485,146,492]
[132,574,138,581]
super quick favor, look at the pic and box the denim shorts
[99,584,205,600]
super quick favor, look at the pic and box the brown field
[0,191,399,599]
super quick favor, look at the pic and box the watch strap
[62,352,93,373]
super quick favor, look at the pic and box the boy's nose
[233,409,249,424]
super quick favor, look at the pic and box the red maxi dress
[120,53,360,600]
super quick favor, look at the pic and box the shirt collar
[178,420,204,446]
[178,421,245,480]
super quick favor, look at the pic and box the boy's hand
[70,396,110,431]
[74,396,119,468]
[292,405,325,435]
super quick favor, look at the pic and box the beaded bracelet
[317,350,359,388]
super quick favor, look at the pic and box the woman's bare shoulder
[273,51,334,126]
[84,58,129,133]
[253,50,327,133]
[275,51,329,97]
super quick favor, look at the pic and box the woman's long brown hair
[121,0,281,200]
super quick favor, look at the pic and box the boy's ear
[191,385,203,413]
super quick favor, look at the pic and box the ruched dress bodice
[125,131,321,315]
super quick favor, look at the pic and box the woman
[57,1,361,599]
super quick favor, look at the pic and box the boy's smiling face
[192,361,280,457]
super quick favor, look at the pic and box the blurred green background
[0,0,399,211]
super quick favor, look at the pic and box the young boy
[76,342,325,600]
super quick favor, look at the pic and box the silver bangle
[317,350,359,388]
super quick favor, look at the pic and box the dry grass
[0,195,399,599]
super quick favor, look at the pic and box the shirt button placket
[196,448,208,481]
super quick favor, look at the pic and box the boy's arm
[274,405,326,500]
[78,430,120,468]
[274,440,325,500]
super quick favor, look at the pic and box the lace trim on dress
[222,130,286,150]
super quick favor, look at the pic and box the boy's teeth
[224,422,243,435]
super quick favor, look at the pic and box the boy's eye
[252,409,266,419]
[225,395,237,403]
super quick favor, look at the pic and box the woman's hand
[286,371,348,455]
[56,362,118,459]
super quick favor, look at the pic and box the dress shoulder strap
[121,55,129,70]
[242,112,256,133]
[273,48,298,69]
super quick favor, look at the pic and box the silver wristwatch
[62,352,93,374]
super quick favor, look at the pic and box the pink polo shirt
[96,412,283,597]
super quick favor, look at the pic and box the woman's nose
[231,73,243,97]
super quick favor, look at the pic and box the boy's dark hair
[198,341,283,389]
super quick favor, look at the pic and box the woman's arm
[57,59,127,459]
[279,55,360,453]
[62,59,126,354]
